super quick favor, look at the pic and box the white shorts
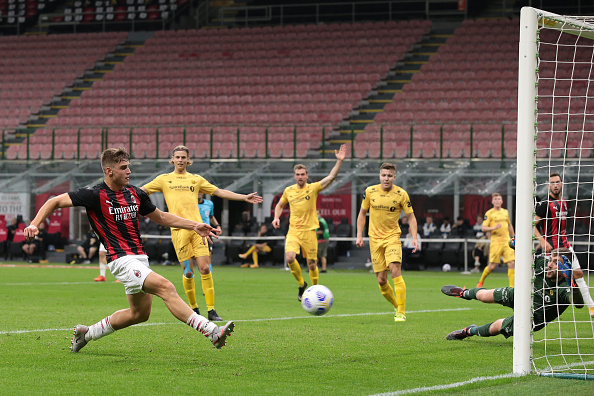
[99,243,107,253]
[108,255,153,295]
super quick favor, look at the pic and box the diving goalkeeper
[441,244,584,340]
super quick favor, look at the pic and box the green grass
[0,263,592,395]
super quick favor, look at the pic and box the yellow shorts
[171,228,209,263]
[370,237,402,273]
[489,241,515,264]
[285,229,317,260]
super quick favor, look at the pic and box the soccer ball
[442,263,452,272]
[301,285,334,316]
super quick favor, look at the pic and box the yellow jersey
[361,184,413,241]
[280,182,323,231]
[482,207,511,243]
[142,172,218,228]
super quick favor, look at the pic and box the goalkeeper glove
[508,237,515,250]
[559,255,577,287]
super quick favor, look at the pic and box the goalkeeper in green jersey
[441,245,584,340]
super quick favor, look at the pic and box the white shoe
[70,325,89,352]
[208,321,235,349]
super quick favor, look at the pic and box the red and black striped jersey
[535,194,570,250]
[69,182,157,263]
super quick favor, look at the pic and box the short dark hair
[380,162,396,172]
[101,147,129,172]
[550,172,561,180]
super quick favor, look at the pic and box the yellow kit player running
[356,162,418,322]
[272,144,347,301]
[142,146,262,321]
[477,192,515,287]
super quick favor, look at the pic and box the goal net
[516,7,594,379]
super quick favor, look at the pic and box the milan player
[534,172,594,317]
[23,148,235,352]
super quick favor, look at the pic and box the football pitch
[0,263,592,395]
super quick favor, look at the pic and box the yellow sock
[479,267,491,284]
[183,276,198,309]
[288,260,304,286]
[309,265,319,285]
[379,282,397,309]
[262,245,271,253]
[245,245,256,256]
[252,251,259,265]
[393,276,406,314]
[508,269,515,287]
[201,273,215,311]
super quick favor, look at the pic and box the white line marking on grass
[0,308,471,335]
[2,281,103,286]
[369,373,523,395]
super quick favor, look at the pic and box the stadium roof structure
[0,158,591,200]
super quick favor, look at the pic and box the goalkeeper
[441,245,584,340]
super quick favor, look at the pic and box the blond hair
[169,145,193,165]
[293,164,308,173]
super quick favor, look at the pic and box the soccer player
[355,162,418,322]
[272,144,347,301]
[198,192,220,272]
[477,193,515,287]
[442,247,584,340]
[239,224,271,268]
[534,172,594,317]
[23,147,234,352]
[142,145,262,322]
[316,209,330,273]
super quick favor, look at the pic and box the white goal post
[516,6,594,378]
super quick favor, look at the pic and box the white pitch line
[0,308,471,335]
[2,281,103,286]
[369,373,523,396]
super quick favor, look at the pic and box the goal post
[514,6,538,376]
[515,6,594,378]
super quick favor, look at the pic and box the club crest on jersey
[134,270,141,278]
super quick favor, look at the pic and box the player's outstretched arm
[319,144,347,190]
[146,209,218,244]
[213,189,263,204]
[25,193,73,241]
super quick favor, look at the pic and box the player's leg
[441,284,498,303]
[569,249,594,316]
[196,254,222,321]
[239,245,256,260]
[286,233,307,300]
[446,318,506,340]
[371,242,399,320]
[142,271,233,348]
[386,240,406,320]
[303,231,319,285]
[172,230,200,313]
[502,244,515,287]
[478,243,501,287]
[95,250,107,282]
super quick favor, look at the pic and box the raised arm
[319,144,347,190]
[213,189,263,204]
[24,193,73,240]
